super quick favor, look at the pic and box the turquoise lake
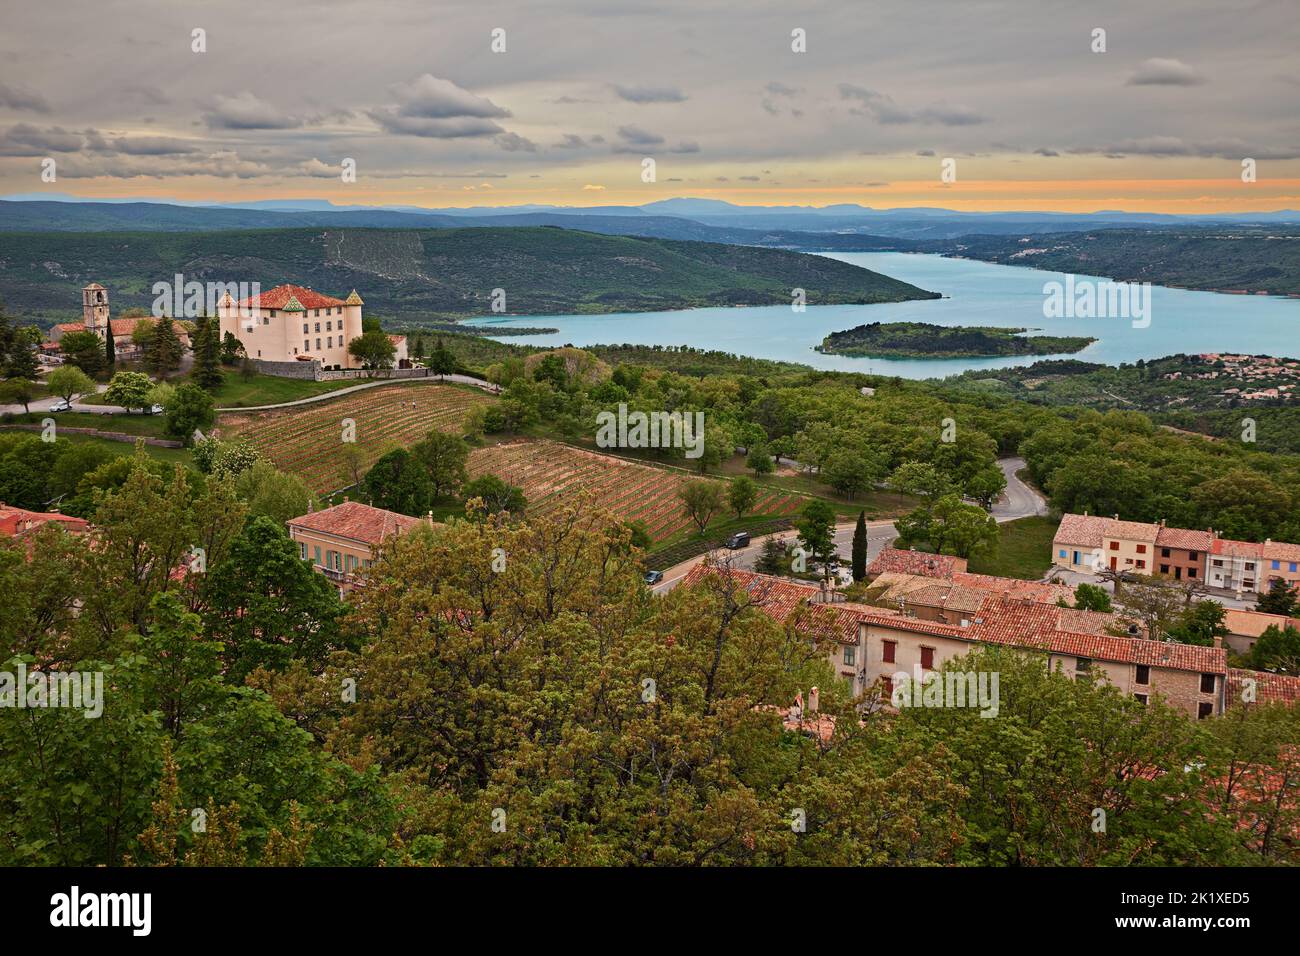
[464,252,1299,379]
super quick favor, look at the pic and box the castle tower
[343,289,364,367]
[82,282,110,335]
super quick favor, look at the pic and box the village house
[47,282,189,357]
[286,500,427,593]
[0,503,89,539]
[216,284,406,370]
[1221,608,1300,657]
[685,565,1232,719]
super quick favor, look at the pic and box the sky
[1,0,1297,212]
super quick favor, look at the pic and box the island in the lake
[815,322,1097,359]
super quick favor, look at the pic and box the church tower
[81,283,110,335]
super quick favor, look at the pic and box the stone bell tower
[81,282,110,335]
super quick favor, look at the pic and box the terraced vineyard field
[219,382,493,493]
[467,440,808,542]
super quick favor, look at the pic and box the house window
[299,542,307,560]
[1161,548,1171,558]
[269,310,277,317]
[1136,560,1145,569]
[262,316,269,325]
[1198,702,1214,720]
[1136,544,1146,554]
[1135,664,1149,685]
[1077,657,1091,672]
[1188,568,1198,577]
[1212,559,1223,568]
[1245,563,1255,571]
[313,546,322,565]
[881,675,893,697]
[1109,541,1119,550]
[1134,693,1148,705]
[1160,564,1169,574]
[882,640,896,664]
[1292,563,1299,573]
[1200,673,1216,694]
[1058,549,1067,558]
[920,647,935,670]
[843,645,856,666]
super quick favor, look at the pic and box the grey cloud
[615,125,664,146]
[496,131,538,152]
[0,123,84,155]
[838,84,987,125]
[613,84,687,103]
[386,74,510,120]
[1127,58,1204,86]
[0,80,51,113]
[203,92,301,130]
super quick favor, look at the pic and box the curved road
[651,456,1048,593]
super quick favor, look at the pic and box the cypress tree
[851,509,868,582]
[192,317,224,390]
[104,321,116,368]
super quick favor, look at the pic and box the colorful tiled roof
[866,548,967,578]
[1212,538,1264,558]
[1227,668,1300,706]
[236,284,346,311]
[0,505,90,538]
[286,501,424,546]
[1053,513,1110,547]
[1155,526,1215,551]
[345,289,364,305]
[682,565,1225,674]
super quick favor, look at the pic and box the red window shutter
[921,647,935,669]
[882,640,896,664]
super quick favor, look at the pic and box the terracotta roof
[237,284,346,311]
[1223,608,1299,639]
[1155,526,1215,551]
[951,571,1074,604]
[1262,539,1300,564]
[867,548,967,578]
[286,501,423,546]
[54,321,86,333]
[1053,513,1109,548]
[0,505,90,538]
[1108,519,1161,542]
[900,583,985,614]
[1227,668,1300,706]
[1213,538,1264,558]
[1054,513,1162,548]
[681,565,1225,674]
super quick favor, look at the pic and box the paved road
[652,456,1049,593]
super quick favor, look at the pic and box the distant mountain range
[0,226,938,326]
[3,195,1298,241]
[1,196,1297,302]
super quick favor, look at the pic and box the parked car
[49,399,72,413]
[148,403,165,415]
[725,531,751,550]
[644,570,664,586]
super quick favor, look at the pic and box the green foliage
[348,329,396,370]
[103,370,153,412]
[1073,583,1114,612]
[46,365,95,403]
[818,321,1095,358]
[362,449,435,516]
[164,382,215,443]
[59,330,106,377]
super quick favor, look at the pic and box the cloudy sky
[1,0,1296,211]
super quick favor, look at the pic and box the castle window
[303,323,308,334]
[316,339,321,350]
[304,340,309,351]
[326,321,332,331]
[315,323,320,333]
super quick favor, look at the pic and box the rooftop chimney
[808,687,820,713]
